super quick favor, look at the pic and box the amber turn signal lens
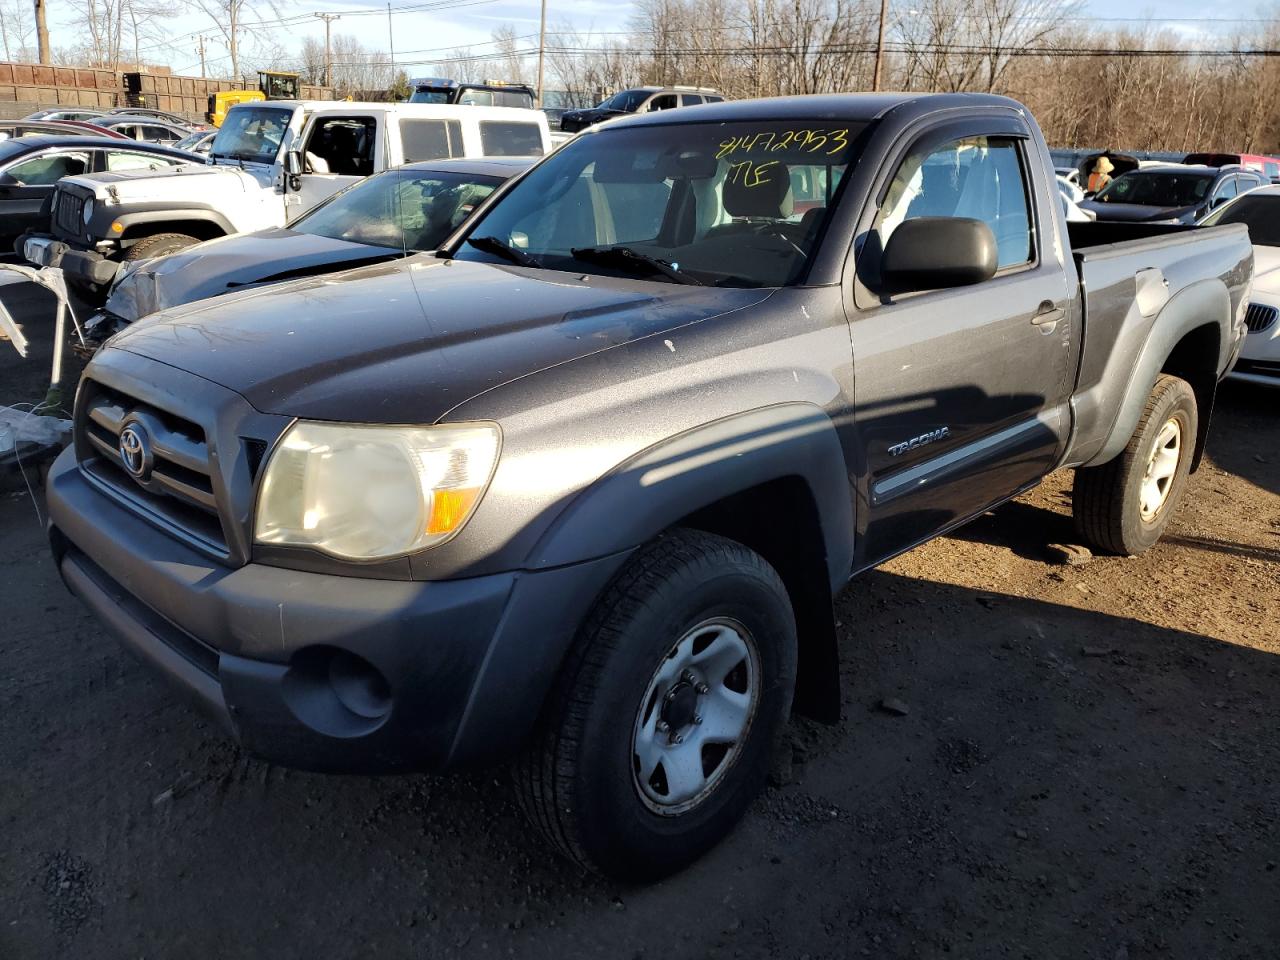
[426,487,482,536]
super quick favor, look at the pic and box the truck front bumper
[46,448,629,773]
[21,233,119,286]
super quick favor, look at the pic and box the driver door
[848,122,1075,566]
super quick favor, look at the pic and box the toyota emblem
[118,422,150,480]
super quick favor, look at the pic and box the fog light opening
[328,649,392,720]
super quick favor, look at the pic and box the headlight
[254,421,500,560]
[82,198,94,224]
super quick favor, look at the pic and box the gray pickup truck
[45,93,1251,880]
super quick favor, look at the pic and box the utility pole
[535,0,547,107]
[196,35,208,79]
[314,12,340,88]
[872,0,889,91]
[33,0,50,64]
[387,2,394,74]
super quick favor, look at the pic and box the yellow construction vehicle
[207,72,302,127]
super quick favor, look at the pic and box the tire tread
[513,529,781,872]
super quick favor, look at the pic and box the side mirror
[284,150,302,176]
[880,217,998,296]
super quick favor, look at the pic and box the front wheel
[1072,373,1198,555]
[121,232,200,262]
[514,529,797,880]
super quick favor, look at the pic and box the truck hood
[1078,199,1200,223]
[64,163,256,200]
[105,256,773,422]
[104,228,400,322]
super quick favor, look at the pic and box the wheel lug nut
[672,734,684,744]
[682,670,695,683]
[657,720,669,732]
[696,682,709,694]
[694,714,702,724]
[665,689,677,701]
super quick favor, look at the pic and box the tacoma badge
[888,427,950,457]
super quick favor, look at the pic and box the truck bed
[1062,221,1253,468]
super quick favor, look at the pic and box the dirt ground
[1,280,1278,959]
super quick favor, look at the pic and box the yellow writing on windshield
[717,128,850,159]
[727,159,780,189]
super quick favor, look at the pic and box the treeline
[533,0,1280,152]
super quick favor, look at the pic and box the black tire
[1072,373,1198,555]
[515,528,797,880]
[121,232,200,262]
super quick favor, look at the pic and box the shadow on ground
[1,488,1276,959]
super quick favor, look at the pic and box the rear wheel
[515,529,797,880]
[121,232,200,262]
[1072,373,1197,555]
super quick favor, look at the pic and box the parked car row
[19,91,1259,887]
[19,99,551,298]
[0,136,198,249]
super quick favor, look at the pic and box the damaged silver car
[83,155,533,350]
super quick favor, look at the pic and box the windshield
[209,106,292,163]
[598,90,649,112]
[1201,193,1280,245]
[175,132,210,152]
[296,168,504,251]
[1095,171,1214,207]
[453,119,862,287]
[409,88,451,104]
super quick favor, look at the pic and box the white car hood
[1250,245,1280,300]
[61,163,258,201]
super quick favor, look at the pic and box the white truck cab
[23,100,550,282]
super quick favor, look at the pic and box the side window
[703,95,724,103]
[1214,177,1238,202]
[1265,162,1279,180]
[106,151,181,172]
[478,121,544,157]
[142,125,177,143]
[876,135,1033,271]
[304,116,378,176]
[647,94,678,112]
[6,151,89,185]
[681,94,704,106]
[399,119,461,162]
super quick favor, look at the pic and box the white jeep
[23,99,550,286]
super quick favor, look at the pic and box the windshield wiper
[467,235,539,267]
[569,246,703,286]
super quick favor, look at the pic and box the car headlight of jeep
[82,198,94,224]
[254,421,500,560]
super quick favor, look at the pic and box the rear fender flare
[1084,279,1229,468]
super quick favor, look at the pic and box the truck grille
[53,189,84,239]
[77,378,229,556]
[1244,302,1278,333]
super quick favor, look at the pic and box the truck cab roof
[590,91,1025,131]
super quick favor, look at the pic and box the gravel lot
[2,279,1278,959]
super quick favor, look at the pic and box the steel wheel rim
[631,617,761,816]
[1139,416,1182,521]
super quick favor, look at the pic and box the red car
[1184,152,1280,181]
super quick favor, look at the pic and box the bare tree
[0,0,36,61]
[187,0,281,78]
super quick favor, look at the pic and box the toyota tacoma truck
[45,93,1251,880]
[19,99,551,299]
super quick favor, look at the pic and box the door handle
[1031,301,1065,326]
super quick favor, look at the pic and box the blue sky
[42,0,1270,79]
